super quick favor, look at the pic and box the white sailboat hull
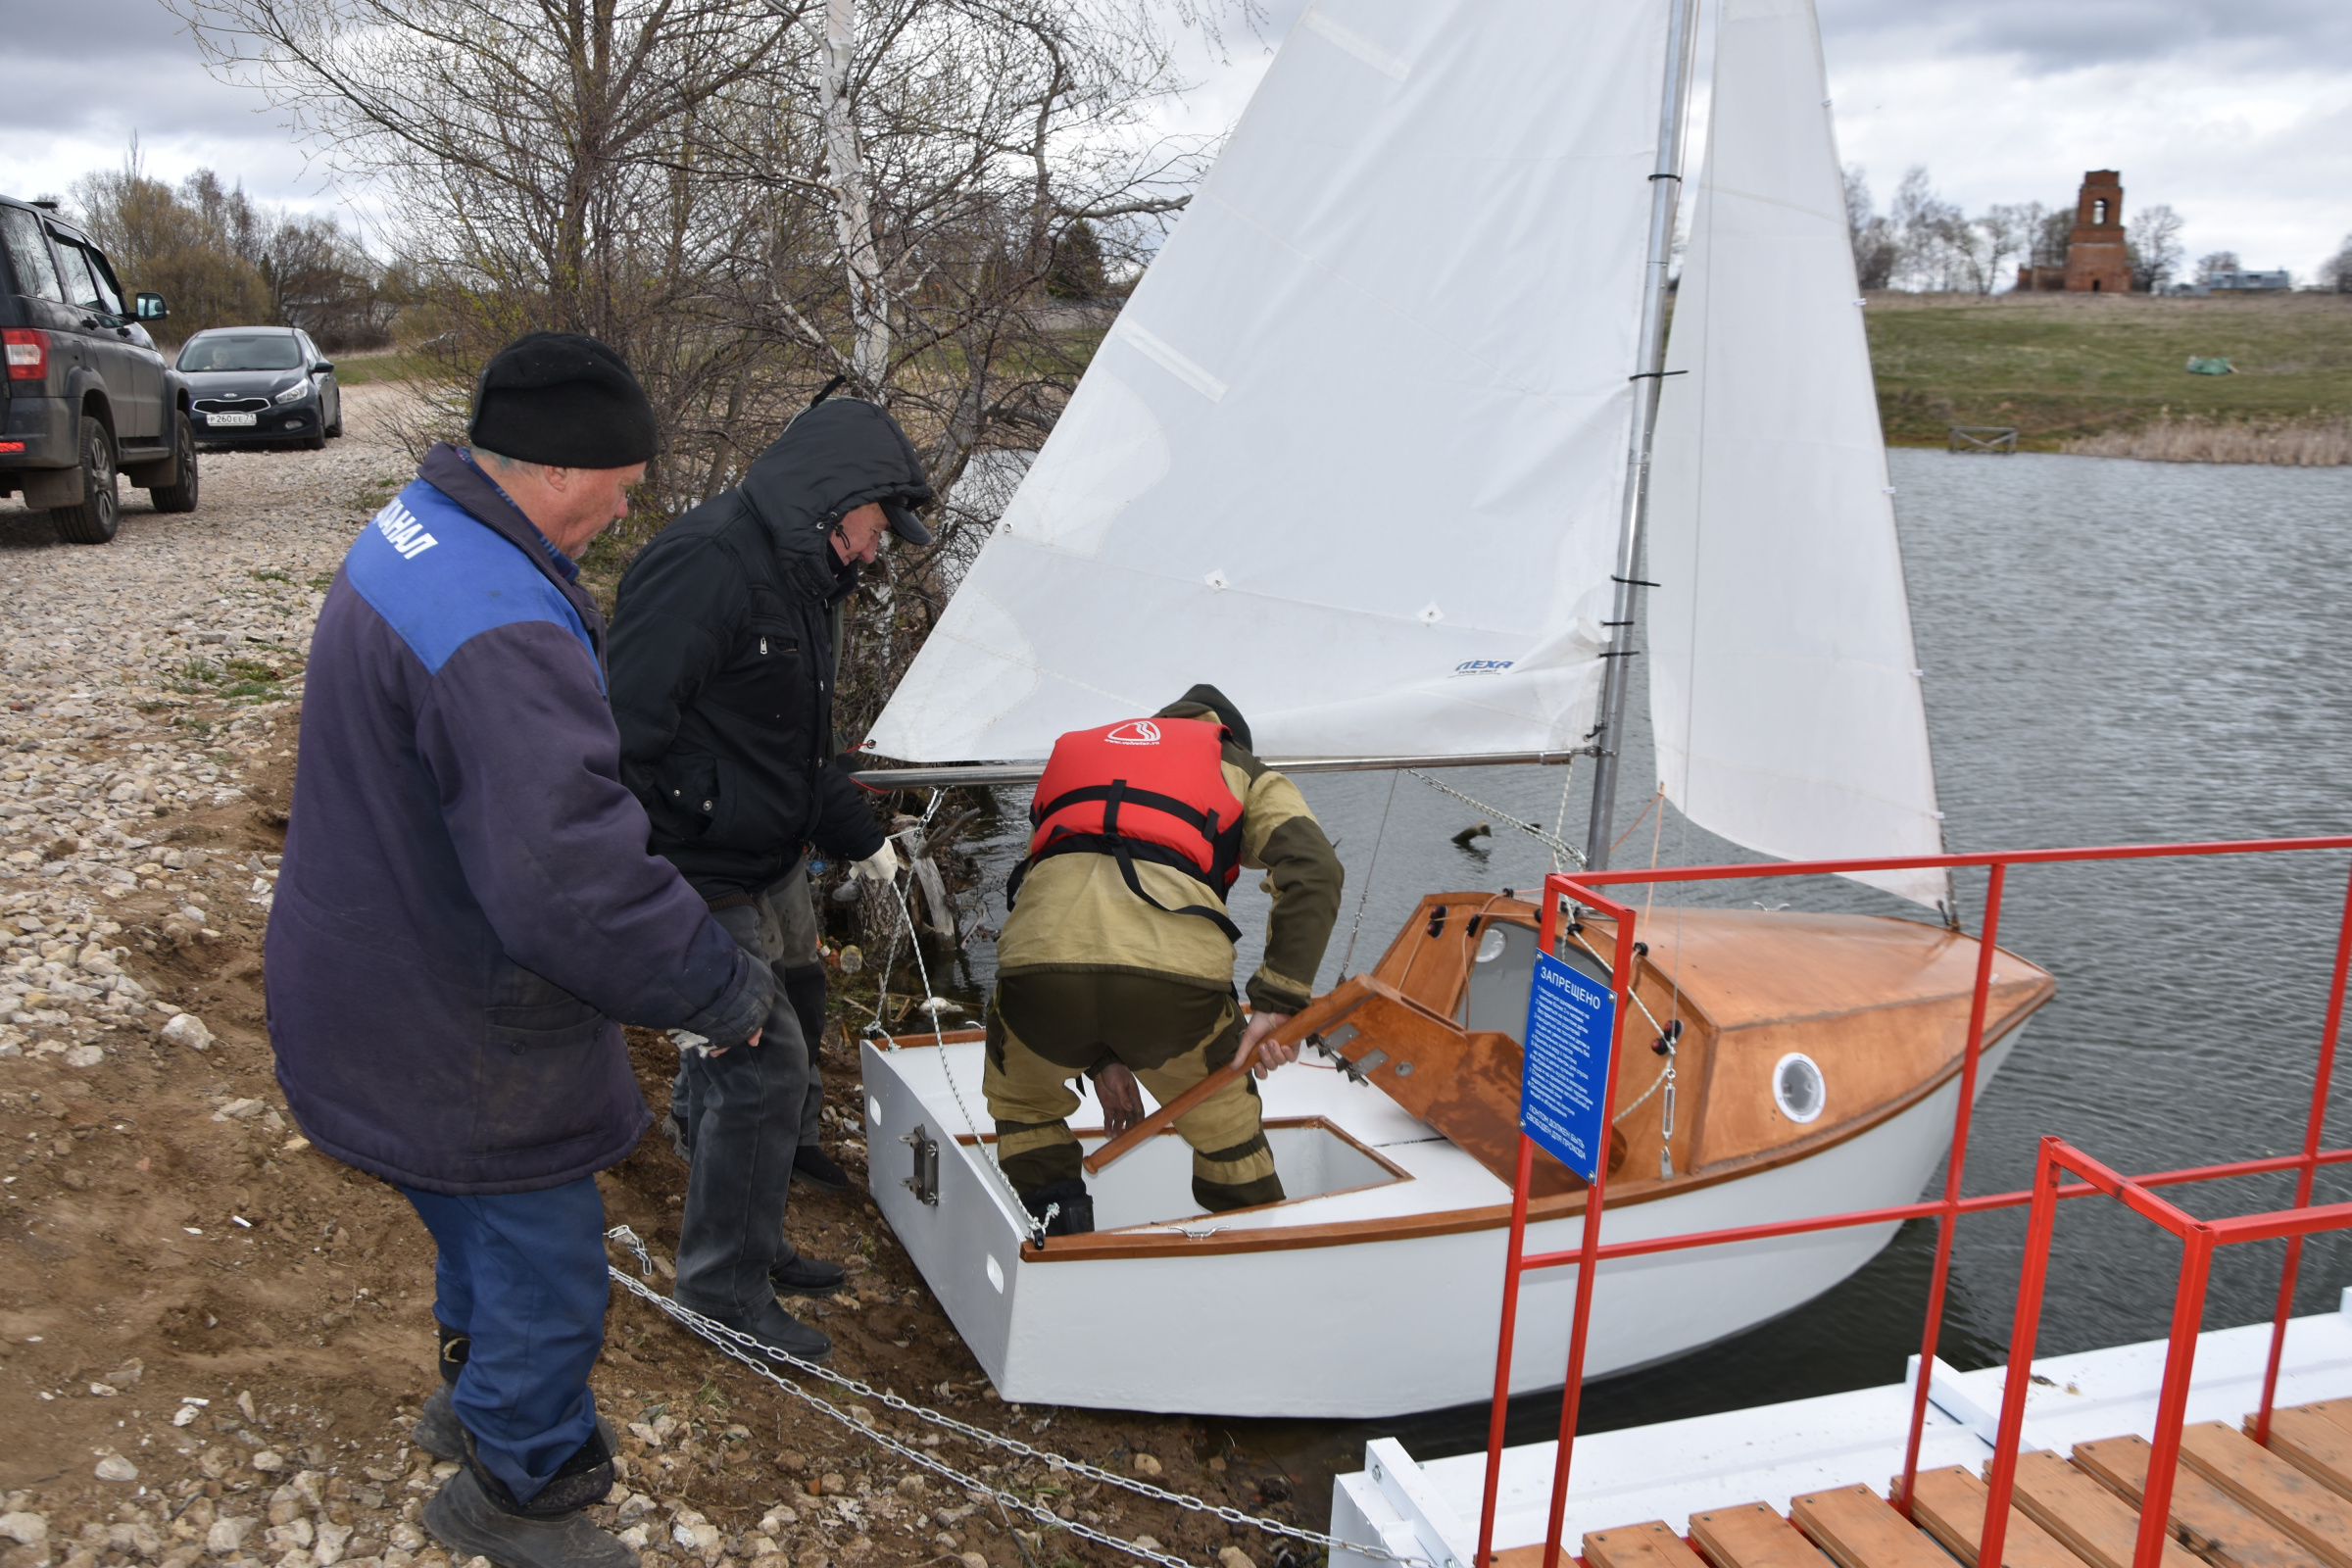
[860,1022,2023,1419]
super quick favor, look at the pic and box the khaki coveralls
[983,704,1343,1213]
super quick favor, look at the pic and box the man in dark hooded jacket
[608,395,932,1360]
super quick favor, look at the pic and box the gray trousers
[670,863,828,1315]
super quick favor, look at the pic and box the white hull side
[862,1026,2022,1418]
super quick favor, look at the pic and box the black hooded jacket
[610,399,930,896]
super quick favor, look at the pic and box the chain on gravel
[603,1229,1428,1568]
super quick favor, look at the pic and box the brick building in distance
[2017,171,2134,292]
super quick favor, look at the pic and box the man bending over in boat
[986,685,1343,1233]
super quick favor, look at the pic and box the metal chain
[602,1230,1428,1567]
[1406,771,1587,868]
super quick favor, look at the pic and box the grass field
[324,288,2352,463]
[325,348,443,385]
[1863,288,2352,453]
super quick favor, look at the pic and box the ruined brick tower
[2063,171,2131,293]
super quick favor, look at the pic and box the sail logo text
[1104,720,1161,746]
[1451,659,1514,677]
[371,499,438,561]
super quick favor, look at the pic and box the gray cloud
[0,0,325,210]
[1820,0,2352,74]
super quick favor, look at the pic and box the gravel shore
[0,396,1305,1568]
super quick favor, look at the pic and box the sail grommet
[1772,1053,1827,1125]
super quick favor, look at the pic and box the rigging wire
[1335,769,1400,978]
[1406,769,1586,868]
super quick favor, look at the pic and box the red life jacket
[1010,716,1247,942]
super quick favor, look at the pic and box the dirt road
[0,394,1304,1568]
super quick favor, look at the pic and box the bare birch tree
[172,0,1214,732]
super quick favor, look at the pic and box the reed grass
[2062,415,2352,466]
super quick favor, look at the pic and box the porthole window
[1772,1053,1826,1124]
[1476,927,1507,964]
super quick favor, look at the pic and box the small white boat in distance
[856,0,2055,1417]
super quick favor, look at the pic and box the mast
[1583,0,1703,871]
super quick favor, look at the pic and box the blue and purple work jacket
[266,443,765,1195]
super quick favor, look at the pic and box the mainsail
[1645,0,1950,908]
[866,0,1671,763]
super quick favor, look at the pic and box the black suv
[0,194,197,543]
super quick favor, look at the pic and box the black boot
[680,1292,833,1363]
[1021,1178,1095,1237]
[770,1252,847,1297]
[424,1427,632,1568]
[411,1323,467,1460]
[791,1145,852,1193]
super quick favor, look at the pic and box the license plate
[205,412,257,427]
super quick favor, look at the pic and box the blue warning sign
[1522,949,1617,1183]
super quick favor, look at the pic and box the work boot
[1021,1178,1095,1237]
[792,1145,852,1194]
[424,1431,631,1568]
[420,1390,616,1469]
[769,1251,846,1298]
[411,1323,468,1460]
[682,1294,832,1364]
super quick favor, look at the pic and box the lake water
[911,448,2352,1472]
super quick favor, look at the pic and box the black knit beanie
[467,332,658,467]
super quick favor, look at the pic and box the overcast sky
[5,0,2346,278]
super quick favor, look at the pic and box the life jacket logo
[1103,720,1161,746]
[1451,659,1514,677]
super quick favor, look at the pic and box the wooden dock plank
[1582,1520,1707,1568]
[1687,1502,1834,1568]
[1899,1466,2089,1568]
[2290,1396,2352,1439]
[2074,1434,2326,1568]
[2001,1451,2200,1568]
[2178,1422,2352,1568]
[1787,1486,1950,1568]
[2255,1406,2352,1502]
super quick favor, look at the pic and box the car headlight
[274,381,313,405]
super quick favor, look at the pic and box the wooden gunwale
[982,983,2051,1262]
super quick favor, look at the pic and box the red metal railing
[1473,834,2352,1568]
[1982,1137,2352,1568]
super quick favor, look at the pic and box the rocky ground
[0,393,1316,1568]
